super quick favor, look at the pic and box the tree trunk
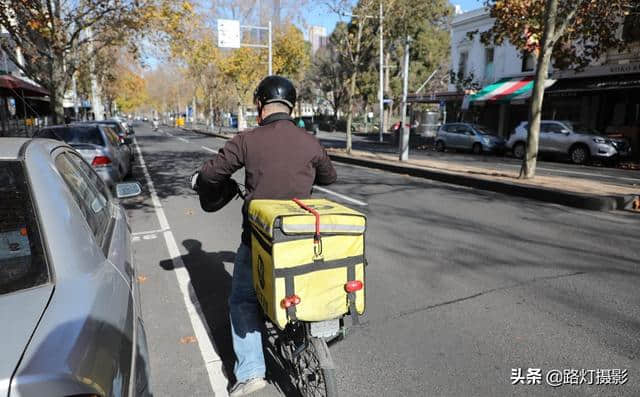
[520,0,558,179]
[237,102,245,131]
[346,20,365,154]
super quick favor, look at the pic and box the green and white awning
[469,77,556,104]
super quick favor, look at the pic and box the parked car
[506,120,630,165]
[0,137,149,396]
[435,123,506,154]
[34,124,132,187]
[75,119,135,160]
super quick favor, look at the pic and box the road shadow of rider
[159,239,301,395]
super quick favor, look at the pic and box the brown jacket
[199,113,337,242]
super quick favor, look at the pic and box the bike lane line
[133,136,229,396]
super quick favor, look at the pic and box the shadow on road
[158,239,301,396]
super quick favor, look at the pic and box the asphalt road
[315,131,640,189]
[124,123,640,396]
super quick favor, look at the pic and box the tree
[482,0,635,178]
[307,44,350,119]
[0,0,152,123]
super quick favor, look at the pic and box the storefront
[0,75,50,137]
[545,71,640,159]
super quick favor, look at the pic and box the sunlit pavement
[124,123,640,396]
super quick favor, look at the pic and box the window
[522,51,536,72]
[101,126,120,147]
[36,126,105,146]
[0,161,49,295]
[484,48,495,81]
[623,5,640,42]
[545,123,565,133]
[55,153,112,247]
[458,51,469,77]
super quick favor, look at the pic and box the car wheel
[435,140,445,152]
[569,145,590,165]
[513,142,525,159]
[472,143,482,155]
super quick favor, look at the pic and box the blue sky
[304,0,484,36]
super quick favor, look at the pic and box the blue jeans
[229,243,266,382]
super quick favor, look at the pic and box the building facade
[309,26,327,54]
[445,7,640,158]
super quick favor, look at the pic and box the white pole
[399,36,411,162]
[378,0,384,143]
[268,21,273,75]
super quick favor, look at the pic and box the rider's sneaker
[228,377,267,396]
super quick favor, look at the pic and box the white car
[506,120,630,164]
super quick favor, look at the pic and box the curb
[328,153,637,212]
[183,127,637,212]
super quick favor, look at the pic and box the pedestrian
[196,76,337,396]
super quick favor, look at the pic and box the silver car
[0,138,150,396]
[36,124,132,187]
[506,120,629,165]
[435,123,506,154]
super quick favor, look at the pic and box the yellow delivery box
[248,198,366,330]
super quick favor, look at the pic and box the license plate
[310,319,340,338]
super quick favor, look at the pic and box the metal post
[72,73,79,120]
[378,0,384,143]
[399,36,411,162]
[268,21,273,75]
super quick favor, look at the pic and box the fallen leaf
[180,336,197,344]
[185,209,194,216]
[137,275,148,283]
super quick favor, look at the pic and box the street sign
[217,19,240,48]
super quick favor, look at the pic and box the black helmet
[253,75,296,110]
[197,178,240,213]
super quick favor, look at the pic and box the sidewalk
[328,148,639,212]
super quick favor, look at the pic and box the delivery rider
[197,75,337,396]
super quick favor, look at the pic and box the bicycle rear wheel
[296,337,338,397]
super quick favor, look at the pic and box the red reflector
[20,227,28,236]
[280,295,301,309]
[345,280,363,293]
[91,156,112,166]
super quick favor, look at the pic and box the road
[125,123,640,396]
[315,130,640,189]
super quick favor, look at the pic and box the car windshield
[472,125,497,136]
[37,126,105,146]
[0,161,49,295]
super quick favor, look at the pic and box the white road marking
[313,185,368,207]
[133,137,229,396]
[132,228,170,236]
[178,137,190,143]
[201,146,218,153]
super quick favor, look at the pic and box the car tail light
[20,227,27,236]
[280,295,301,309]
[345,280,363,293]
[91,156,112,167]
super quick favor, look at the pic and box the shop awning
[469,77,556,104]
[0,75,49,97]
[547,73,640,94]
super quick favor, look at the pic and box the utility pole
[378,0,384,143]
[399,36,411,162]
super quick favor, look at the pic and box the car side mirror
[116,182,142,199]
